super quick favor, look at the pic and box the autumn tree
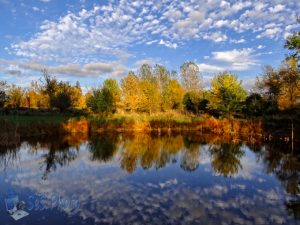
[137,64,161,114]
[139,79,160,114]
[41,70,85,111]
[278,59,300,109]
[7,84,24,109]
[162,79,184,110]
[70,81,86,109]
[211,72,247,114]
[180,62,201,91]
[153,64,171,92]
[139,64,154,82]
[24,81,48,108]
[256,66,282,111]
[25,82,38,108]
[121,72,142,112]
[122,64,183,113]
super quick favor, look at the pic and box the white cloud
[230,38,246,44]
[199,48,258,73]
[203,32,228,42]
[6,0,299,72]
[213,48,258,71]
[158,40,178,49]
[197,63,224,73]
[257,45,265,49]
[0,58,128,77]
[146,40,158,45]
[269,4,285,13]
[212,48,253,63]
[213,20,229,28]
[32,7,40,12]
[256,27,282,39]
[134,59,156,67]
[163,8,182,21]
[188,11,205,22]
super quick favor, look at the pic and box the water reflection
[89,134,119,162]
[0,132,299,180]
[0,132,299,224]
[209,142,244,177]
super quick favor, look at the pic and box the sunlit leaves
[211,73,247,113]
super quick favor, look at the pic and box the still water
[0,132,299,225]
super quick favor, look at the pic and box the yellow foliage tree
[7,84,25,108]
[121,72,143,112]
[162,79,184,110]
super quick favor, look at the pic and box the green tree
[284,18,300,63]
[87,79,120,114]
[87,88,113,114]
[103,79,121,111]
[211,72,247,113]
[53,82,72,112]
[42,70,59,108]
[244,93,265,117]
[0,81,8,108]
[183,90,209,114]
[183,90,202,114]
[180,62,201,91]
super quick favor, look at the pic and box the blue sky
[0,0,299,90]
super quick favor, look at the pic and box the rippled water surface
[0,133,299,225]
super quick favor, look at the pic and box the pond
[0,132,299,225]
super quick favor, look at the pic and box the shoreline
[0,114,297,143]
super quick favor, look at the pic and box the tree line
[0,61,298,117]
[0,20,299,117]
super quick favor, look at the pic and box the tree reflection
[88,134,119,162]
[276,152,300,220]
[40,136,79,180]
[0,148,19,171]
[157,135,183,169]
[180,135,202,171]
[120,134,183,173]
[209,142,244,177]
[258,140,300,220]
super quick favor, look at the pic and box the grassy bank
[0,112,262,137]
[0,111,298,143]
